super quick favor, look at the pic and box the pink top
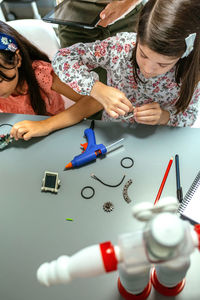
[0,60,65,115]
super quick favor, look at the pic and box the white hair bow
[181,33,196,58]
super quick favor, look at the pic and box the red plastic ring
[151,268,185,296]
[118,277,152,300]
[99,241,118,272]
[194,224,200,251]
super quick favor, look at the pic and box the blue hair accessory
[0,33,18,52]
[181,33,196,58]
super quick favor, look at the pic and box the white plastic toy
[37,197,200,299]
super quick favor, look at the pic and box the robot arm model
[37,242,121,287]
[37,197,200,298]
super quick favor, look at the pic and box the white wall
[0,1,6,21]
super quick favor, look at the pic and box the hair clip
[181,33,196,58]
[0,33,18,52]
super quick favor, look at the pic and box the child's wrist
[40,118,54,134]
[90,81,104,101]
[160,110,170,125]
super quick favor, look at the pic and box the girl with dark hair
[52,0,200,127]
[0,21,102,140]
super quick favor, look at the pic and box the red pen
[154,157,173,205]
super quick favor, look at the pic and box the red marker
[154,157,173,205]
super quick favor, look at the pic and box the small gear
[103,201,114,212]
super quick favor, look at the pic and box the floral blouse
[52,32,200,127]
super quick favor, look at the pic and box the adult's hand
[98,0,139,27]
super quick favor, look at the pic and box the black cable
[90,120,95,130]
[0,123,13,128]
[91,173,126,188]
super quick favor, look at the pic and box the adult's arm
[99,0,141,27]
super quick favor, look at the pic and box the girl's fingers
[121,97,134,111]
[107,98,133,116]
[116,102,133,115]
[135,103,159,111]
[13,127,28,140]
[135,114,160,125]
[116,108,126,116]
[109,110,119,118]
[135,105,160,117]
[10,128,18,140]
[135,110,156,118]
[136,115,156,122]
[108,105,130,118]
[22,132,32,141]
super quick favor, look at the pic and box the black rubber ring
[81,186,95,199]
[120,157,134,168]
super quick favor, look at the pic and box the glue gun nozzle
[64,162,73,170]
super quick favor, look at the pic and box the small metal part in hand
[115,112,134,122]
[122,111,134,120]
[103,201,114,212]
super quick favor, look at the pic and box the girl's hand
[10,120,51,141]
[134,103,170,125]
[91,81,134,118]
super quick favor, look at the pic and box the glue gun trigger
[80,143,88,151]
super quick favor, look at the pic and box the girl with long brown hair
[52,0,200,127]
[0,21,102,140]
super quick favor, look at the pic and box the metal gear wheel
[103,201,114,212]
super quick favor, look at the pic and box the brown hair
[0,21,51,115]
[133,0,200,113]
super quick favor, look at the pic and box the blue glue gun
[64,121,107,169]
